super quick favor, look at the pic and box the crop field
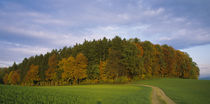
[0,84,151,104]
[135,78,210,104]
[1,79,210,104]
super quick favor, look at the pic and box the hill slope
[135,78,210,104]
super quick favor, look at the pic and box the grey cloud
[0,0,210,67]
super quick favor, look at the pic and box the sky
[0,0,209,78]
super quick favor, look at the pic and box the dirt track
[143,85,176,104]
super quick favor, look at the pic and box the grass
[1,78,209,104]
[134,78,210,104]
[0,84,151,104]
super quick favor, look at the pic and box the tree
[87,64,99,80]
[59,56,75,84]
[11,62,17,70]
[106,36,124,79]
[141,41,155,78]
[45,54,58,82]
[189,62,199,79]
[0,68,7,84]
[24,64,40,85]
[58,53,88,84]
[7,70,20,85]
[99,61,107,81]
[3,73,8,84]
[1,36,200,86]
[106,48,121,79]
[75,53,88,84]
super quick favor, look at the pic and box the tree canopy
[0,36,199,86]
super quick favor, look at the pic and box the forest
[0,36,199,86]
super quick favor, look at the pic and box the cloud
[0,0,210,79]
[1,0,208,50]
[143,8,165,16]
[199,64,210,78]
[0,41,51,66]
[158,28,210,49]
[0,41,51,55]
[8,46,51,55]
[84,25,150,40]
[0,60,14,67]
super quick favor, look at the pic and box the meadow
[0,84,151,104]
[1,79,210,104]
[135,78,210,104]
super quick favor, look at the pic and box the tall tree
[141,41,155,78]
[99,61,107,81]
[75,53,88,84]
[106,36,123,79]
[58,56,75,83]
[59,53,87,84]
[24,64,40,85]
[8,70,20,85]
[1,36,200,86]
[45,54,58,82]
[3,73,8,84]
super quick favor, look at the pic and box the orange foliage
[8,70,20,85]
[25,64,40,83]
[58,53,87,84]
[45,54,57,81]
[135,43,144,58]
[99,61,107,81]
[3,73,8,84]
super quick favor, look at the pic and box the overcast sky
[0,0,209,78]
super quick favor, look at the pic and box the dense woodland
[0,36,199,85]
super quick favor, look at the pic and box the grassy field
[134,78,210,104]
[0,84,151,104]
[1,79,210,104]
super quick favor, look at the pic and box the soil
[142,85,176,104]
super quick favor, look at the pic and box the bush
[81,79,99,85]
[114,76,129,83]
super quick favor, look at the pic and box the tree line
[0,36,199,85]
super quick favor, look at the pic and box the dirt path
[142,85,176,104]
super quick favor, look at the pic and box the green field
[0,84,151,104]
[135,78,210,104]
[1,79,210,104]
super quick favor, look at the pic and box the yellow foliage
[99,61,107,81]
[58,53,88,84]
[25,64,40,83]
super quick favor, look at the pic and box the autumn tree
[58,56,75,84]
[58,53,88,84]
[141,41,155,78]
[3,73,8,84]
[45,54,58,83]
[99,61,107,81]
[135,42,146,79]
[151,45,163,77]
[74,53,88,84]
[24,64,40,85]
[1,36,200,86]
[7,70,20,85]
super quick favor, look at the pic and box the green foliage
[87,64,100,80]
[114,76,130,83]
